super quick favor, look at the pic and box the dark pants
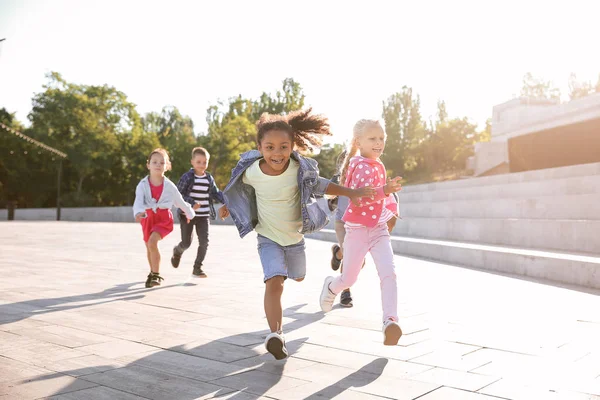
[174,215,210,268]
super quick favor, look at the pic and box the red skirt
[141,208,174,242]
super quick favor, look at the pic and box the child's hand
[192,203,201,210]
[349,186,377,206]
[384,177,403,195]
[218,205,230,220]
[135,212,146,223]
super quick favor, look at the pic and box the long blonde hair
[339,119,384,186]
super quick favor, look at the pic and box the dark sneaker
[331,244,342,271]
[171,247,181,269]
[340,289,353,308]
[265,331,288,360]
[146,272,163,288]
[193,266,207,278]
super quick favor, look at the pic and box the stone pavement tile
[291,343,387,369]
[76,339,156,359]
[11,325,114,348]
[43,385,148,400]
[30,313,138,336]
[232,354,318,375]
[266,382,389,400]
[143,333,203,349]
[32,355,127,377]
[480,378,600,400]
[82,365,235,400]
[0,341,88,364]
[305,333,439,362]
[0,356,53,383]
[0,373,97,399]
[160,310,213,322]
[118,348,242,381]
[0,317,51,332]
[410,342,488,371]
[108,327,193,343]
[418,386,505,400]
[210,369,311,397]
[157,337,260,363]
[410,367,500,392]
[170,323,266,347]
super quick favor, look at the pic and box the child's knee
[265,276,285,293]
[293,277,304,282]
[148,234,161,247]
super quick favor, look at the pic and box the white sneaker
[264,331,288,360]
[319,276,336,312]
[382,319,402,346]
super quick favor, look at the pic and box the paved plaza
[1,221,600,399]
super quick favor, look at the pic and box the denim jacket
[176,169,224,220]
[223,150,330,239]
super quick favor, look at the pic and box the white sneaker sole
[320,277,335,312]
[266,337,288,360]
[383,323,402,346]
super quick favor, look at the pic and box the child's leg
[369,224,398,322]
[146,232,162,273]
[257,235,290,333]
[193,217,210,268]
[333,220,346,260]
[264,276,284,333]
[329,226,370,294]
[174,215,194,256]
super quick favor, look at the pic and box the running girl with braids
[319,119,404,346]
[218,108,375,360]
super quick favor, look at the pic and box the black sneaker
[193,266,207,278]
[331,244,342,271]
[340,289,353,307]
[171,248,181,268]
[145,272,163,288]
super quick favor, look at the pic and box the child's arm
[172,187,196,221]
[325,182,376,206]
[132,182,146,220]
[176,173,196,206]
[209,176,225,204]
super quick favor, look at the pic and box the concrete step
[391,217,600,255]
[400,193,600,220]
[399,174,600,203]
[402,161,600,194]
[307,230,600,290]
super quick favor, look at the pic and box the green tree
[312,143,345,179]
[28,72,142,206]
[203,78,308,187]
[142,106,196,181]
[204,97,257,186]
[252,78,305,119]
[568,73,595,100]
[0,108,55,208]
[381,86,426,177]
[520,72,561,100]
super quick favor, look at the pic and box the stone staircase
[309,162,600,289]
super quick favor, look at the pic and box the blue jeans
[257,235,306,282]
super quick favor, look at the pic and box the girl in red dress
[133,149,195,287]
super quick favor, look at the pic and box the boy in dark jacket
[171,147,224,277]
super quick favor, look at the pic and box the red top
[149,180,164,201]
[342,156,398,227]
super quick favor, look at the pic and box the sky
[1,0,599,144]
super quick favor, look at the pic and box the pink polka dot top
[342,156,398,227]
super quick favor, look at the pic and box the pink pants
[329,222,398,322]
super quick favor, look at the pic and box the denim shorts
[257,234,306,282]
